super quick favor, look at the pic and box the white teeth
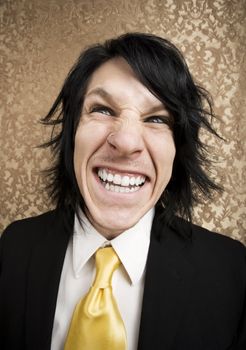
[97,168,146,189]
[114,174,121,185]
[103,182,140,193]
[122,176,130,186]
[136,176,140,186]
[107,173,114,182]
[102,169,107,182]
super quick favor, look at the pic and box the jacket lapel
[25,209,72,350]
[138,215,195,349]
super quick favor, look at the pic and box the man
[0,33,245,350]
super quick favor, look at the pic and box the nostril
[108,132,115,139]
[107,134,117,149]
[107,133,115,142]
[106,129,144,156]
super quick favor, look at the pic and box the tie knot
[93,247,121,288]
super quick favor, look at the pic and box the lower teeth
[103,182,139,193]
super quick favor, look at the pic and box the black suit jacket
[0,208,246,350]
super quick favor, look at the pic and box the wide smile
[96,167,147,193]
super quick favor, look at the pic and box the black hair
[41,32,221,227]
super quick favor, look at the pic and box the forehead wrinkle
[118,102,143,115]
[117,101,169,117]
[85,87,167,115]
[85,87,126,112]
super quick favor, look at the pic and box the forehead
[85,58,163,111]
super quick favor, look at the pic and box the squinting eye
[145,116,172,125]
[90,105,113,116]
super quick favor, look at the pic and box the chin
[90,208,145,237]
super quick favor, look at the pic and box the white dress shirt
[51,208,154,350]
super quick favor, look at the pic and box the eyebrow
[85,87,168,114]
[86,87,114,102]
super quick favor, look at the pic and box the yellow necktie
[64,246,127,350]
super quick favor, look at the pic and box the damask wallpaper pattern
[1,0,245,243]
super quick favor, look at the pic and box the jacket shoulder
[172,215,245,250]
[187,222,246,284]
[191,221,246,258]
[1,210,57,242]
[168,215,246,268]
[0,209,71,273]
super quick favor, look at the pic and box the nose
[107,121,144,158]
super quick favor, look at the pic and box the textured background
[1,0,245,243]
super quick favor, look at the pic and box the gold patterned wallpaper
[1,0,245,244]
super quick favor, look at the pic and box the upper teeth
[98,168,146,187]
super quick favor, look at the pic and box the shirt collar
[73,208,154,285]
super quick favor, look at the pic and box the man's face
[74,58,176,238]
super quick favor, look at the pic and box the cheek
[166,140,176,164]
[73,125,93,184]
[151,134,176,171]
[74,129,86,172]
[152,138,176,194]
[74,121,110,172]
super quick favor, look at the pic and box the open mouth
[97,168,146,193]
